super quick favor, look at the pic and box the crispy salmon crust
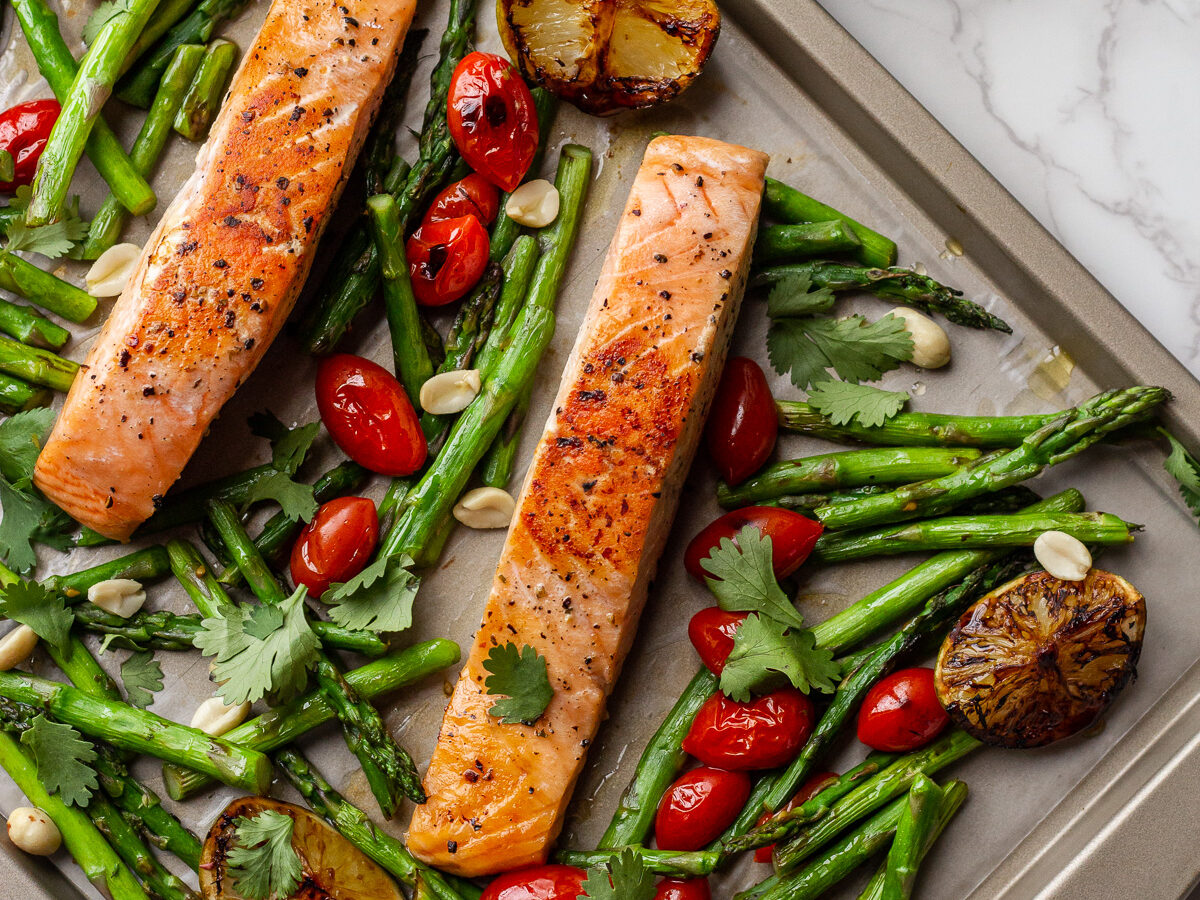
[33,0,418,540]
[407,135,769,876]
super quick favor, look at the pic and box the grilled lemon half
[200,797,403,900]
[497,0,720,115]
[935,569,1145,749]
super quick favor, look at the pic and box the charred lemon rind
[935,569,1145,750]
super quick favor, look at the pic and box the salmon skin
[33,0,418,540]
[407,135,769,876]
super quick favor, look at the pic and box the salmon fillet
[33,0,417,540]
[407,135,769,876]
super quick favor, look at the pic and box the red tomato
[857,667,950,752]
[447,51,539,191]
[753,771,838,862]
[315,354,427,476]
[706,357,777,486]
[688,607,747,675]
[290,497,379,597]
[0,99,60,192]
[655,879,712,900]
[654,767,750,851]
[406,215,490,307]
[684,507,823,582]
[479,865,586,900]
[682,689,815,770]
[422,173,501,227]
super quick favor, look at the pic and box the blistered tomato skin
[290,497,380,598]
[478,864,587,900]
[655,878,713,900]
[0,99,60,192]
[684,507,823,581]
[423,173,501,227]
[407,215,491,307]
[682,689,816,770]
[857,667,950,752]
[753,771,838,862]
[447,51,539,192]
[315,354,427,476]
[688,607,748,675]
[654,766,751,851]
[706,357,778,485]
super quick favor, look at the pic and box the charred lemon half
[935,569,1145,749]
[497,0,720,116]
[200,797,403,900]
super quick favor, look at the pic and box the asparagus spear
[879,775,943,900]
[0,729,150,900]
[0,252,97,321]
[557,848,721,878]
[120,0,198,72]
[9,0,156,216]
[762,177,896,268]
[472,236,540,376]
[0,298,70,349]
[0,373,52,414]
[754,261,1012,333]
[362,32,428,196]
[172,38,237,141]
[26,0,166,225]
[43,546,172,598]
[754,221,862,264]
[815,387,1168,532]
[83,43,206,259]
[0,334,78,391]
[0,151,13,184]
[717,448,981,508]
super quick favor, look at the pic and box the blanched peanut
[0,625,38,671]
[453,487,516,529]
[86,579,146,618]
[505,179,560,228]
[887,306,951,369]
[190,696,252,737]
[7,807,61,856]
[85,243,141,298]
[1034,530,1092,581]
[420,369,482,415]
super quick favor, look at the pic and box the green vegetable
[20,714,98,807]
[2,188,88,258]
[720,613,838,701]
[118,650,163,708]
[227,811,303,900]
[483,642,554,725]
[699,526,806,630]
[578,848,657,900]
[754,220,862,264]
[764,272,836,318]
[767,312,913,390]
[172,38,237,141]
[324,554,420,633]
[762,177,897,268]
[3,579,72,649]
[805,381,909,429]
[879,775,943,900]
[1161,428,1200,524]
[0,334,78,391]
[0,299,70,349]
[0,251,97,321]
[0,151,13,184]
[0,374,51,414]
[556,848,719,878]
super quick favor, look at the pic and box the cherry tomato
[479,865,586,900]
[682,689,815,770]
[654,766,751,851]
[447,51,539,191]
[688,607,747,675]
[289,497,379,597]
[706,357,777,486]
[422,173,501,228]
[406,215,490,307]
[315,354,427,476]
[753,772,838,862]
[655,878,712,900]
[857,667,950,752]
[0,99,60,192]
[684,507,823,582]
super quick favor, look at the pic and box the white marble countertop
[818,0,1200,380]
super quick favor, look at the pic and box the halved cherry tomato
[706,357,777,486]
[406,215,490,307]
[753,771,838,862]
[290,497,379,597]
[684,507,823,582]
[857,667,949,752]
[682,689,815,770]
[0,99,59,192]
[422,173,501,228]
[655,878,712,900]
[479,865,586,900]
[688,607,747,675]
[654,766,750,851]
[447,51,539,192]
[315,354,427,476]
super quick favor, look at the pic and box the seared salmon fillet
[33,0,418,540]
[407,135,769,876]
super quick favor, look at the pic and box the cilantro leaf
[21,715,97,807]
[227,810,302,900]
[194,586,319,706]
[3,211,87,259]
[0,408,57,489]
[243,471,318,523]
[766,273,836,318]
[244,605,283,639]
[768,313,914,390]
[120,651,163,709]
[719,613,839,701]
[577,849,656,900]
[241,413,320,521]
[483,642,553,725]
[699,526,806,630]
[1162,428,1200,522]
[806,381,909,428]
[82,0,135,44]
[1,580,72,650]
[0,480,48,574]
[324,553,420,634]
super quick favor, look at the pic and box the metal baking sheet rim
[4,1,1200,897]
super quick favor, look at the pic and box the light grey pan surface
[2,0,1200,898]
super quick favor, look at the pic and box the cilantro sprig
[699,526,806,630]
[577,849,656,900]
[483,642,554,725]
[324,554,420,634]
[0,409,76,572]
[226,810,303,900]
[1162,429,1200,524]
[768,312,914,390]
[120,651,163,709]
[806,380,910,429]
[244,413,320,522]
[21,715,97,807]
[2,187,87,259]
[766,272,836,318]
[1,580,72,650]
